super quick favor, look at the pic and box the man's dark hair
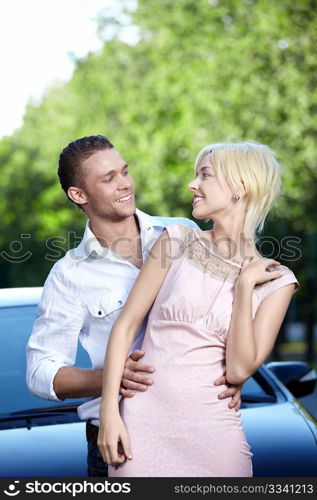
[58,135,114,208]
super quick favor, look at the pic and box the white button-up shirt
[26,209,198,424]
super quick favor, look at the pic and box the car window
[241,372,276,403]
[242,377,266,397]
[0,304,91,415]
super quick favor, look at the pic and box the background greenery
[0,0,316,360]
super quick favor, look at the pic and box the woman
[98,141,298,477]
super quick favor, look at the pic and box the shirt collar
[69,221,104,262]
[135,208,166,233]
[70,209,165,263]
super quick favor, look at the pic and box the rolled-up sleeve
[26,270,86,401]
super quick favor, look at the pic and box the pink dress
[109,224,298,477]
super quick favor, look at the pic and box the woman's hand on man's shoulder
[236,257,283,289]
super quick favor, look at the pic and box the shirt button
[98,311,102,316]
[118,300,122,305]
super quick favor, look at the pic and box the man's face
[79,148,136,221]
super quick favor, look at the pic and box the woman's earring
[232,193,240,202]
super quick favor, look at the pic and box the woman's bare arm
[101,229,172,409]
[98,229,173,463]
[225,259,296,385]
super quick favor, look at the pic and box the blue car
[0,287,316,477]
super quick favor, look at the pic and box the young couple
[27,135,298,477]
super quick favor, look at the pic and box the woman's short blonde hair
[194,141,282,239]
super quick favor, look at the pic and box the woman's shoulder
[255,262,299,301]
[164,223,199,241]
[255,259,297,278]
[162,224,202,260]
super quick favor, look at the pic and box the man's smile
[115,193,134,203]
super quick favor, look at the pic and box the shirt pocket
[86,290,128,319]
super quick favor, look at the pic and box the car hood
[242,401,317,476]
[1,403,316,477]
[0,421,87,477]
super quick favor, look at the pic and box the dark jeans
[87,441,108,477]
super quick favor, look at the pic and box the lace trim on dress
[178,225,241,284]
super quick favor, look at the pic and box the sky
[0,0,137,139]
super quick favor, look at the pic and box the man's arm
[27,270,155,401]
[54,351,156,400]
[53,366,103,400]
[26,270,86,401]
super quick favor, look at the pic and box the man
[26,135,241,477]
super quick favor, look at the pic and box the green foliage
[0,0,316,307]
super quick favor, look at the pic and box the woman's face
[187,156,235,220]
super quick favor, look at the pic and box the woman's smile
[193,194,204,206]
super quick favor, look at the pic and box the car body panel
[0,422,87,477]
[0,287,42,307]
[243,402,317,476]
